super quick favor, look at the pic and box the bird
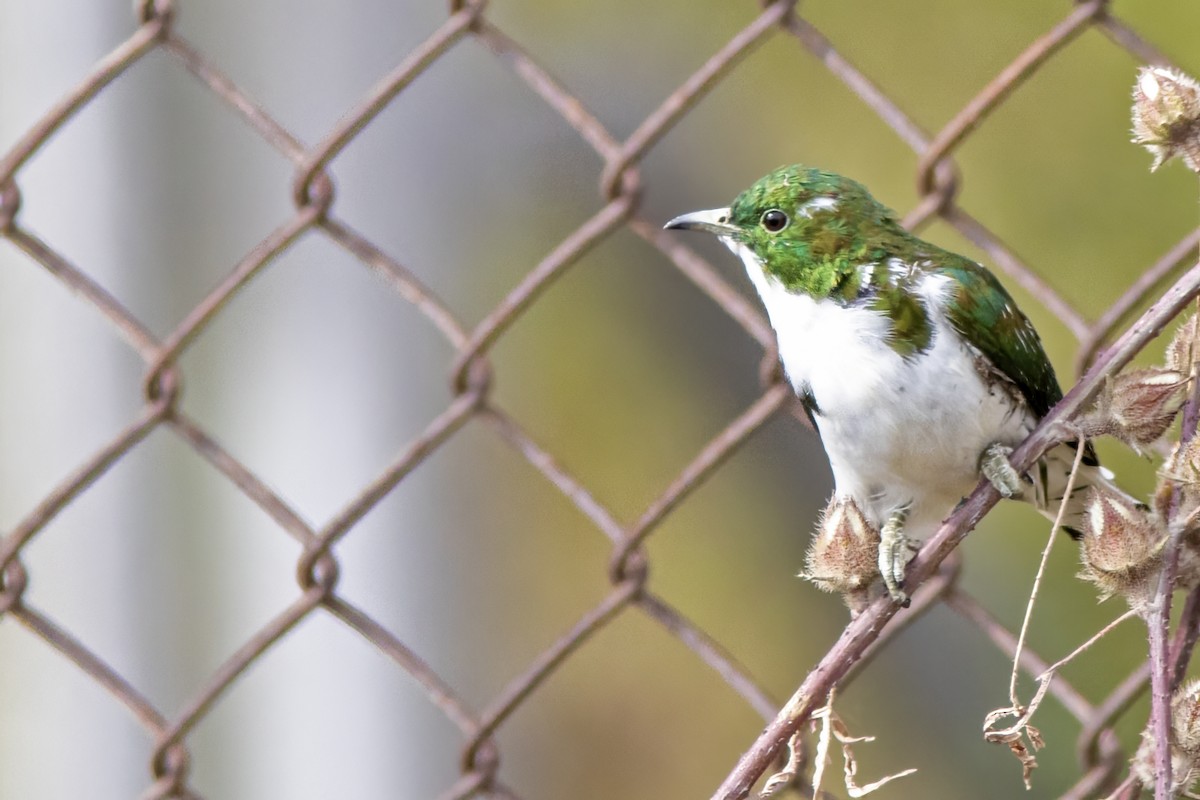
[665,164,1114,606]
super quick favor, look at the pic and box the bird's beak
[663,207,737,237]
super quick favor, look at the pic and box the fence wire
[0,1,1197,798]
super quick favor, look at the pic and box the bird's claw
[981,442,1025,499]
[879,509,913,607]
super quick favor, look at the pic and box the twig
[1171,584,1200,689]
[1007,437,1086,708]
[983,607,1138,786]
[1150,532,1184,798]
[1151,297,1200,799]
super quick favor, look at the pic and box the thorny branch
[1131,64,1200,799]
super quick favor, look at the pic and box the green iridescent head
[665,164,910,296]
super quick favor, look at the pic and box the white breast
[729,241,1035,535]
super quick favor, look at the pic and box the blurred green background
[0,1,1197,798]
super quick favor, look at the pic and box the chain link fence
[1,1,1198,798]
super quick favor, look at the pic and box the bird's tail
[1029,441,1141,537]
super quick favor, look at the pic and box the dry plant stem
[1178,297,1200,439]
[1171,584,1200,689]
[976,439,1093,783]
[947,590,1092,718]
[1151,531,1183,798]
[1181,301,1200,437]
[842,557,960,685]
[987,608,1139,746]
[1007,438,1085,708]
[1150,298,1200,799]
[810,699,834,798]
[711,260,1200,800]
[1042,612,1141,692]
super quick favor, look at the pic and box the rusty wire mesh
[0,1,1198,798]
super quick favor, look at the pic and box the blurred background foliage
[0,1,1197,798]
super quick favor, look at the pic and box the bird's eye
[760,209,789,233]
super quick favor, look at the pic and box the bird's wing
[937,257,1063,419]
[939,257,1100,469]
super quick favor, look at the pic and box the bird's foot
[981,442,1025,499]
[879,509,913,607]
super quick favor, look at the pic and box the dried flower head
[1078,487,1164,606]
[1133,680,1200,795]
[1160,436,1200,531]
[1078,367,1188,452]
[1178,681,1200,756]
[1168,313,1200,378]
[1156,435,1200,591]
[1132,65,1200,172]
[803,496,881,611]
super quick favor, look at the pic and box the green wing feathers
[939,258,1063,419]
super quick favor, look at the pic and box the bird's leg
[980,442,1025,499]
[879,508,912,607]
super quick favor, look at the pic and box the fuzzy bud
[1167,313,1200,378]
[1155,437,1200,591]
[1078,487,1165,606]
[1132,66,1200,173]
[1160,437,1200,530]
[803,497,880,611]
[1079,367,1188,452]
[1133,680,1200,794]
[1177,681,1200,756]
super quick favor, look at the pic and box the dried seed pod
[1155,437,1200,590]
[1160,437,1200,530]
[1178,681,1200,757]
[1077,487,1165,606]
[1133,680,1200,795]
[1132,65,1200,173]
[1174,536,1200,600]
[1078,367,1188,452]
[803,496,881,611]
[1167,313,1200,378]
